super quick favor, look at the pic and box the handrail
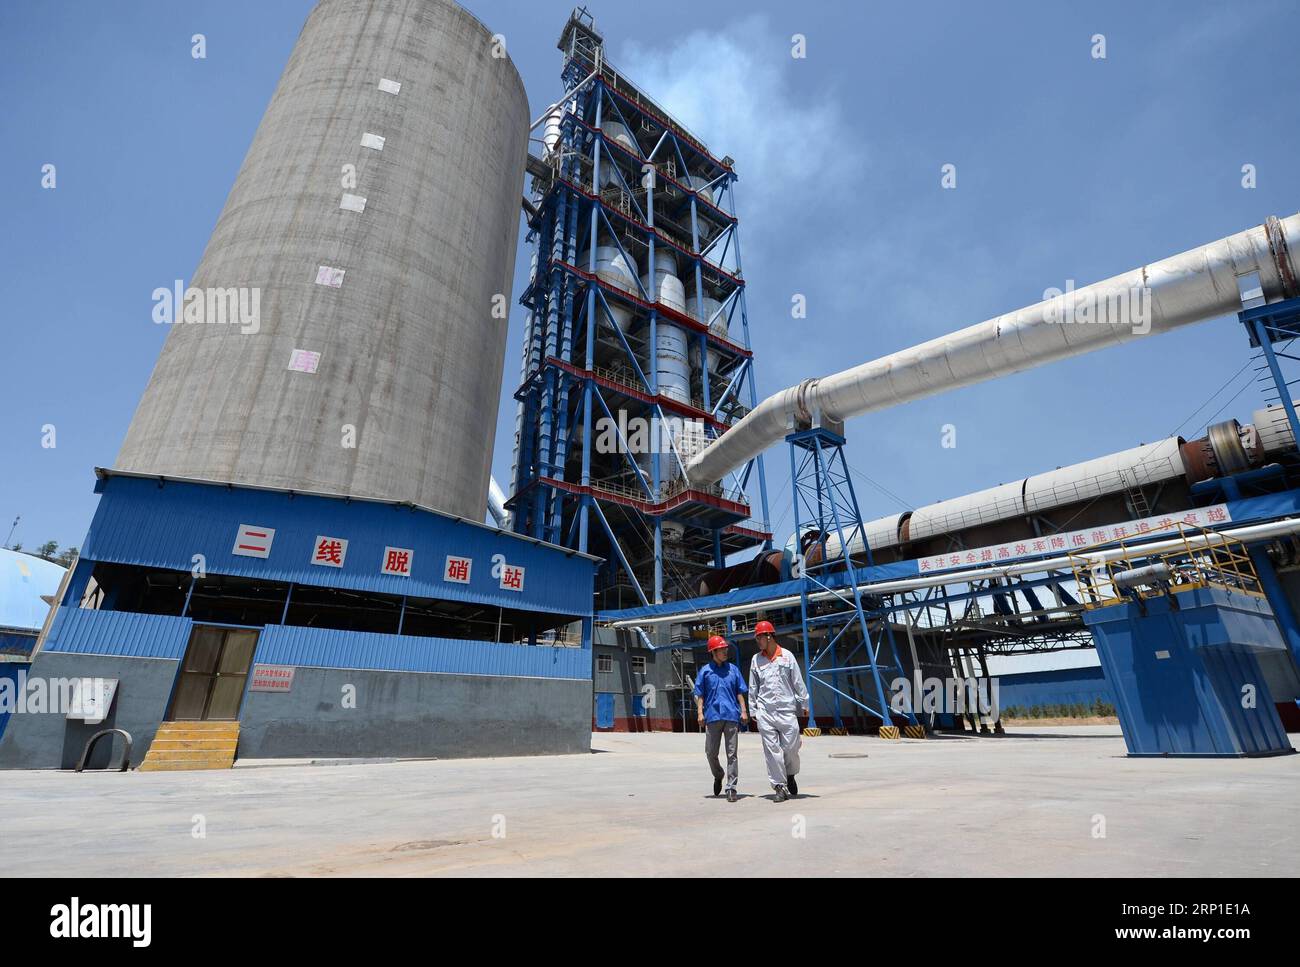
[1067,523,1262,608]
[74,728,133,773]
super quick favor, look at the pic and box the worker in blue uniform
[694,634,749,803]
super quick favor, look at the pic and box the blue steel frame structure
[788,427,918,735]
[1240,295,1300,675]
[511,9,772,610]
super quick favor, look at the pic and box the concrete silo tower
[117,0,529,521]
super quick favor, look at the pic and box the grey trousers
[756,709,801,788]
[705,720,740,791]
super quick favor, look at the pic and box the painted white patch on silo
[315,265,346,287]
[288,349,321,373]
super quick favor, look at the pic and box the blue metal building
[0,548,66,742]
[0,471,599,769]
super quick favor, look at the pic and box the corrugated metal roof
[82,475,596,617]
[0,549,65,633]
[94,467,600,562]
[42,607,192,659]
[39,606,590,679]
[255,625,590,679]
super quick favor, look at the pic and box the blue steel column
[1247,546,1300,670]
[1252,315,1300,471]
[646,135,663,603]
[815,436,897,733]
[729,175,772,544]
[1245,309,1300,680]
[791,441,819,730]
[579,88,603,553]
[836,445,917,729]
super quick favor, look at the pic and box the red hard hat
[754,621,776,636]
[707,635,729,652]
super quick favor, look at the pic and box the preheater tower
[117,0,529,521]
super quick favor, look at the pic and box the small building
[0,548,67,741]
[591,627,700,732]
[0,471,598,769]
[0,547,66,658]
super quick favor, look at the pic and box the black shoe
[713,777,722,797]
[787,775,798,796]
[773,785,788,803]
[727,789,737,803]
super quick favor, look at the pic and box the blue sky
[2,0,1297,553]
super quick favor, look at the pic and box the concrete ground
[1,726,1296,877]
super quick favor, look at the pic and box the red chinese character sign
[491,553,525,592]
[916,503,1233,574]
[443,555,472,584]
[311,535,348,568]
[232,524,275,559]
[382,546,414,577]
[250,665,296,693]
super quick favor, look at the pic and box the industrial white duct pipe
[685,214,1300,485]
[488,476,510,528]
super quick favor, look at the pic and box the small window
[631,655,647,674]
[596,655,613,674]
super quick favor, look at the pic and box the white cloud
[618,18,861,249]
[617,18,868,383]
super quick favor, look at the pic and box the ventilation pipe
[684,213,1300,485]
[488,476,510,528]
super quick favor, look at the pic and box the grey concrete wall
[116,0,529,521]
[237,666,592,759]
[0,654,592,768]
[0,652,178,770]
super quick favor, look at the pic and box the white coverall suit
[748,645,809,789]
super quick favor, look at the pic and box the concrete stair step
[150,728,239,738]
[147,737,239,751]
[157,721,240,731]
[138,722,240,771]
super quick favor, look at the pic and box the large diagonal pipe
[686,213,1300,485]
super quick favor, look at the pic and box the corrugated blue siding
[82,475,596,616]
[997,666,1113,710]
[0,630,38,658]
[254,625,591,680]
[41,607,193,659]
[0,663,28,740]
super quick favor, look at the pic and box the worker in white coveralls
[694,635,748,803]
[747,620,808,802]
